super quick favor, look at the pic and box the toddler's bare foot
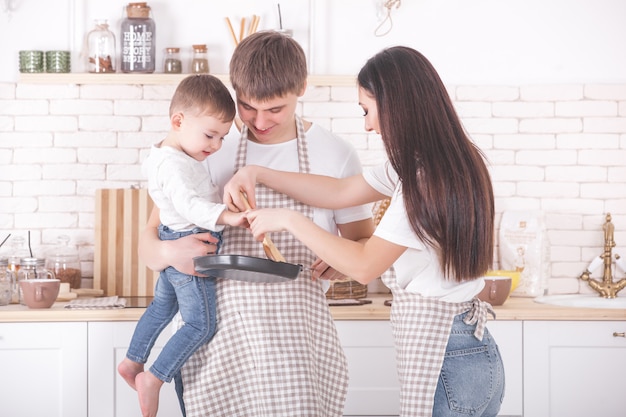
[117,358,144,390]
[136,371,164,417]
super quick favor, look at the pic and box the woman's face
[358,86,380,134]
[236,92,300,144]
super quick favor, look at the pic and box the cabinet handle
[613,332,625,338]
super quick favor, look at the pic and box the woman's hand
[223,165,260,211]
[245,208,300,241]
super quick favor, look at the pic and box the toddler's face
[179,113,233,161]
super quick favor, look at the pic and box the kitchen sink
[534,294,626,309]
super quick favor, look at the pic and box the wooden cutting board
[94,188,159,297]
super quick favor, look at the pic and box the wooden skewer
[251,15,261,34]
[238,17,246,43]
[247,15,257,36]
[239,191,286,262]
[225,17,238,46]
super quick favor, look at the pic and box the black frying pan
[194,254,302,283]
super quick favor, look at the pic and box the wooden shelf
[18,73,357,86]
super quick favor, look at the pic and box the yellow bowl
[486,270,520,294]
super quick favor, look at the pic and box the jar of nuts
[46,235,82,289]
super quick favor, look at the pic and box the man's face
[236,92,300,144]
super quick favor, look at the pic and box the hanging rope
[374,0,401,37]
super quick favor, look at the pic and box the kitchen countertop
[1,294,625,323]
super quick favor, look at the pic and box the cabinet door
[0,322,87,417]
[487,320,523,417]
[335,320,400,416]
[524,321,626,417]
[88,321,183,417]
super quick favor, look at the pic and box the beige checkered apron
[382,271,494,417]
[180,116,349,417]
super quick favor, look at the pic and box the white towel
[64,295,127,309]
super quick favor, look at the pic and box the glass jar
[0,259,12,306]
[17,257,55,305]
[46,235,82,289]
[163,47,182,74]
[191,44,209,74]
[86,20,117,73]
[7,235,29,302]
[120,2,156,73]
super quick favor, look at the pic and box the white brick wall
[1,81,625,296]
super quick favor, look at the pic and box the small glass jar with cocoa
[46,235,82,289]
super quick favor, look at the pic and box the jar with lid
[120,2,156,73]
[7,235,29,273]
[0,259,12,306]
[163,47,182,74]
[191,44,209,74]
[17,257,55,305]
[46,235,82,289]
[86,20,117,73]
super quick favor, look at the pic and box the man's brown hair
[229,30,307,101]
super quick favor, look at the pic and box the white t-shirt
[363,161,484,302]
[205,123,372,233]
[142,144,226,232]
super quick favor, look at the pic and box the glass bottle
[0,259,12,306]
[46,235,82,289]
[191,44,209,74]
[86,20,117,73]
[163,47,182,74]
[17,257,55,305]
[7,236,29,303]
[120,2,156,73]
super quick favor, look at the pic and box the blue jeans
[433,312,505,417]
[126,225,222,384]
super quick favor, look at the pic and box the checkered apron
[382,271,494,417]
[180,116,349,417]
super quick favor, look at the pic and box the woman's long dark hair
[358,46,494,282]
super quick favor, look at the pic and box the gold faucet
[580,213,626,298]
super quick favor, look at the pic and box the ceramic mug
[19,279,60,309]
[477,276,512,306]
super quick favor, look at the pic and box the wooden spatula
[239,191,286,262]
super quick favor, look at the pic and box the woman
[225,46,504,417]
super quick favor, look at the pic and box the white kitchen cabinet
[0,322,87,417]
[523,321,626,417]
[88,321,183,417]
[336,320,400,416]
[487,320,523,417]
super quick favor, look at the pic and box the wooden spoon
[239,191,286,262]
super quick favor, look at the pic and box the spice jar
[163,47,182,73]
[120,2,156,73]
[46,235,82,289]
[86,20,116,73]
[191,44,209,74]
[17,257,55,305]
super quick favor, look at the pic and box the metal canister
[120,2,156,73]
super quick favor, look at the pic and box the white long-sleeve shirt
[142,144,226,232]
